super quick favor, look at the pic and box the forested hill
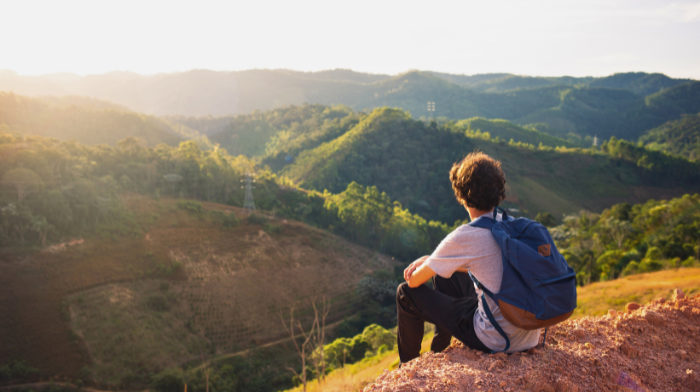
[166,104,578,162]
[639,113,700,161]
[278,107,700,223]
[0,92,199,146]
[2,69,698,141]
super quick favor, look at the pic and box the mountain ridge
[1,69,697,141]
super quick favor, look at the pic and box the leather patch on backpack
[538,244,551,257]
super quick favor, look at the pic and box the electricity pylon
[241,173,256,213]
[427,101,435,121]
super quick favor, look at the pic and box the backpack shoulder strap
[467,207,508,230]
[468,271,511,353]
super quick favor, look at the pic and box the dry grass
[573,267,700,318]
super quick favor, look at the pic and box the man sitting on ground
[396,151,541,364]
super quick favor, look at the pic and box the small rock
[584,342,594,349]
[677,349,687,360]
[532,379,555,392]
[608,309,617,316]
[625,302,641,312]
[573,328,585,339]
[499,381,507,387]
[673,288,686,301]
[555,378,573,392]
[620,342,637,358]
[527,347,539,355]
[641,309,664,327]
[490,360,505,371]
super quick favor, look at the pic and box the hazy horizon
[3,0,699,79]
[2,67,697,81]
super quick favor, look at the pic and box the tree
[604,218,634,248]
[309,298,331,385]
[280,303,316,392]
[1,168,44,203]
[596,250,624,281]
[31,216,51,246]
[535,212,557,227]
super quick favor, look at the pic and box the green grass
[283,331,435,392]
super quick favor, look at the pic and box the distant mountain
[639,113,700,161]
[438,72,690,95]
[0,92,188,146]
[1,69,698,141]
[590,72,691,96]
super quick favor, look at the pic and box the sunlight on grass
[573,267,700,318]
[285,269,700,391]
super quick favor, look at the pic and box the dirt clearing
[363,290,700,391]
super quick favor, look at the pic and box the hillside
[0,195,394,388]
[453,117,581,147]
[279,107,700,223]
[0,92,189,146]
[2,69,698,141]
[165,104,578,169]
[167,104,362,160]
[285,268,700,392]
[639,113,700,160]
[363,290,700,392]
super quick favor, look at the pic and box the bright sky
[3,0,700,78]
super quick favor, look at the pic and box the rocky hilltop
[363,290,699,392]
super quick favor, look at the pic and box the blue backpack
[467,207,577,352]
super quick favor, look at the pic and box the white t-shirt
[424,222,540,353]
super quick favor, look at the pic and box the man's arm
[407,263,436,288]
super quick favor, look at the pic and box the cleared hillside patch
[0,195,394,386]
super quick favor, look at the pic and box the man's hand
[404,256,429,281]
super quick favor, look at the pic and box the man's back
[425,223,541,353]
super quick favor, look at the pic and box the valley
[2,68,700,392]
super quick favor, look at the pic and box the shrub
[535,212,557,227]
[146,294,170,311]
[0,365,10,382]
[177,200,204,215]
[0,361,39,382]
[151,368,185,392]
[263,223,281,234]
[247,213,268,225]
[222,213,240,228]
[682,257,698,267]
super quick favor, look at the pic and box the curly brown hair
[449,151,506,211]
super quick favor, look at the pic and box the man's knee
[397,282,410,298]
[397,282,415,305]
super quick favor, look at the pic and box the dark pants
[396,272,491,363]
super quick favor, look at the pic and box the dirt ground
[363,290,700,392]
